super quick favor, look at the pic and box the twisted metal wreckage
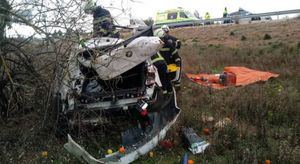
[53,27,181,163]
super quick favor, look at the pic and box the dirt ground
[1,19,300,163]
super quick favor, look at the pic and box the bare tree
[0,0,140,162]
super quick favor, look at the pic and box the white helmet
[154,28,165,38]
[161,25,170,33]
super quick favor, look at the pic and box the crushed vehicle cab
[53,27,181,163]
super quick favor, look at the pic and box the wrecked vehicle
[53,27,181,163]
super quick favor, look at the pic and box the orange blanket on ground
[186,66,279,89]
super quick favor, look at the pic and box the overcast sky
[102,0,300,20]
[6,0,300,37]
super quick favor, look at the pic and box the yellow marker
[41,151,48,158]
[149,151,154,158]
[107,149,113,154]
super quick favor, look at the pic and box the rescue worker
[161,25,181,53]
[204,12,211,20]
[204,12,211,25]
[223,7,228,18]
[223,7,231,24]
[152,28,173,95]
[160,25,182,87]
[84,0,120,38]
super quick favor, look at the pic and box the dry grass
[136,19,300,163]
[170,19,300,163]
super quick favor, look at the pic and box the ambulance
[154,7,199,28]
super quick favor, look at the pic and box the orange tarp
[186,66,279,89]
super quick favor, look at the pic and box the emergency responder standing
[204,12,211,25]
[152,29,173,95]
[84,0,120,38]
[205,12,211,20]
[223,7,228,18]
[223,7,230,24]
[160,25,182,87]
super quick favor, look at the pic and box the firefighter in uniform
[152,29,173,95]
[84,0,120,38]
[160,25,182,87]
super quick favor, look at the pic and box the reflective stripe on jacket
[151,53,165,63]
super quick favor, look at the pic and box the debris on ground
[203,128,211,135]
[187,159,195,164]
[201,115,214,123]
[181,153,195,164]
[159,139,174,149]
[149,151,154,158]
[118,146,126,154]
[107,149,113,155]
[182,127,210,154]
[186,66,279,89]
[214,117,232,128]
[182,153,188,164]
[41,151,48,158]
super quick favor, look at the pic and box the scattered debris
[186,66,279,89]
[182,153,188,164]
[201,115,214,123]
[149,151,154,158]
[41,151,48,158]
[107,149,113,155]
[181,153,195,164]
[182,127,210,154]
[188,159,195,164]
[159,139,174,149]
[203,128,211,135]
[119,146,126,154]
[214,117,232,128]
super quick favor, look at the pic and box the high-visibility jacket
[205,13,211,20]
[151,53,165,64]
[159,35,181,65]
[223,8,228,18]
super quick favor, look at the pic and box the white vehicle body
[54,27,181,163]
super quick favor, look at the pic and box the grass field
[134,20,300,163]
[1,19,299,163]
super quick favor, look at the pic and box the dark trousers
[153,60,173,92]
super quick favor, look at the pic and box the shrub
[264,34,272,40]
[229,31,235,36]
[241,35,247,41]
[192,38,199,42]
